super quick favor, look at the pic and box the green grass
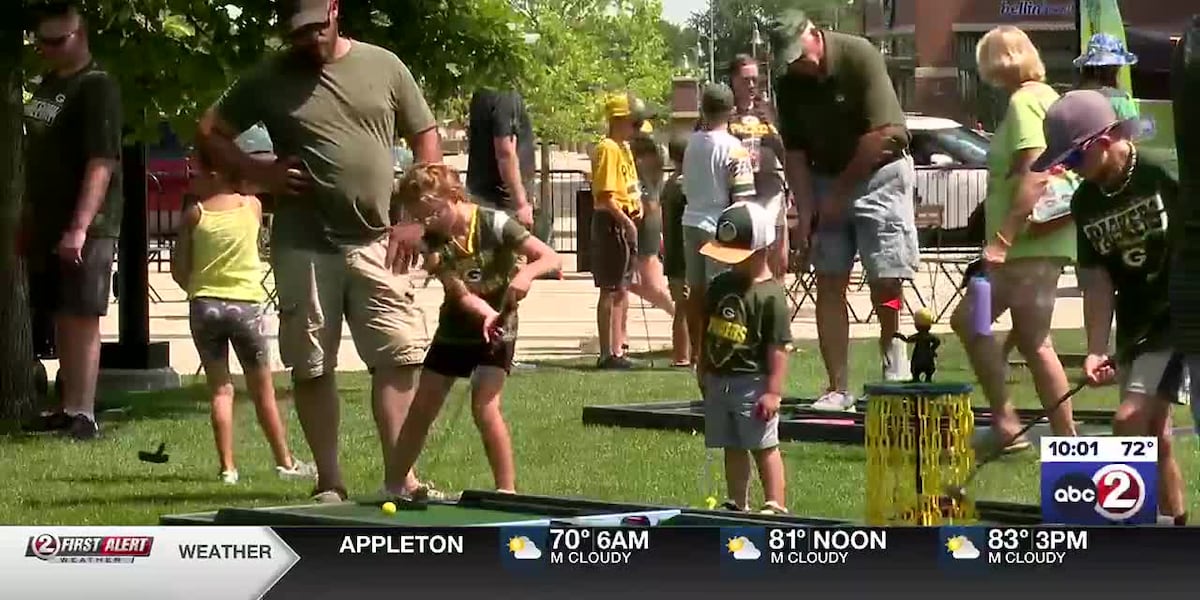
[3,329,1198,525]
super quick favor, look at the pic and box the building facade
[862,0,1192,125]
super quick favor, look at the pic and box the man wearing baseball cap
[1035,89,1187,526]
[769,10,920,411]
[695,201,790,514]
[590,92,648,369]
[196,0,444,503]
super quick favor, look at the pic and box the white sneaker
[811,390,856,412]
[277,459,318,480]
[883,338,909,382]
[220,470,239,485]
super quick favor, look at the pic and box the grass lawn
[3,329,1198,525]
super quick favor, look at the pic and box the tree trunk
[0,9,38,421]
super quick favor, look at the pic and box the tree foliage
[516,0,673,144]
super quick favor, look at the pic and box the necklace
[1101,143,1137,197]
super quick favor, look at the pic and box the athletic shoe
[759,501,789,515]
[220,470,239,485]
[310,487,349,503]
[277,459,318,480]
[811,390,856,412]
[597,355,634,370]
[65,414,99,441]
[22,411,72,432]
[883,338,909,382]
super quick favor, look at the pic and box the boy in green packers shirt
[1033,90,1187,526]
[387,164,561,496]
[697,201,790,514]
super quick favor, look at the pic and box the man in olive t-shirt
[769,11,920,411]
[20,4,123,441]
[196,0,443,503]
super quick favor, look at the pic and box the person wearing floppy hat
[1075,33,1140,121]
[1035,89,1188,526]
[590,92,649,369]
[695,201,790,514]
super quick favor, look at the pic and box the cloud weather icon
[726,536,761,560]
[507,536,542,560]
[945,536,980,560]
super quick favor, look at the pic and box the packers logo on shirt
[464,268,484,283]
[706,294,749,367]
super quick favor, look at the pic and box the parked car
[907,115,988,232]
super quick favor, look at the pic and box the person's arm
[830,47,907,200]
[70,74,123,235]
[491,93,529,211]
[196,69,285,191]
[783,150,815,230]
[1081,267,1115,356]
[391,58,441,164]
[504,217,561,307]
[764,290,793,398]
[996,149,1049,245]
[170,203,201,291]
[439,272,497,322]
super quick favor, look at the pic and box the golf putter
[138,443,170,464]
[945,359,1112,501]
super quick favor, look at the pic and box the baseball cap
[279,0,330,33]
[1074,33,1139,68]
[700,201,777,264]
[1031,89,1137,172]
[767,10,812,70]
[235,124,274,156]
[701,83,735,116]
[604,92,654,121]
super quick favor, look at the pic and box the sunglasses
[36,30,77,48]
[1059,127,1115,170]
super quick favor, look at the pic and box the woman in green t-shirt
[1075,33,1141,121]
[954,26,1078,452]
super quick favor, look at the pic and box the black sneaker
[65,414,99,441]
[23,411,72,433]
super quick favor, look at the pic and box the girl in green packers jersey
[386,163,561,497]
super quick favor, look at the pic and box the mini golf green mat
[160,511,219,525]
[213,502,560,527]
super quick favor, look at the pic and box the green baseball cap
[700,201,777,264]
[767,10,812,71]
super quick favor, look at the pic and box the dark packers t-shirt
[729,105,785,202]
[427,204,530,344]
[23,62,124,248]
[702,272,792,374]
[1072,148,1179,361]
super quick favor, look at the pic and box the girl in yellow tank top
[171,147,314,485]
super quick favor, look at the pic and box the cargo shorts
[272,238,424,380]
[811,155,920,280]
[703,373,780,451]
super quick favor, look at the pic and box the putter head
[944,484,966,502]
[137,451,169,464]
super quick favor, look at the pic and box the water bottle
[968,275,992,336]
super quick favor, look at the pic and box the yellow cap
[605,93,633,119]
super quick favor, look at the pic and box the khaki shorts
[272,239,424,380]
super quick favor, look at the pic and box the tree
[659,19,698,73]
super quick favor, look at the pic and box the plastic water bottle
[968,275,992,336]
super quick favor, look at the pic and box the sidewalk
[70,254,1085,376]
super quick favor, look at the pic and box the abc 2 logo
[1047,463,1155,524]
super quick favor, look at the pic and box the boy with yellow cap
[591,92,648,369]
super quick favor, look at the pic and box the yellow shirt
[591,137,642,216]
[187,199,267,303]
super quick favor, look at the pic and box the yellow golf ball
[381,502,397,514]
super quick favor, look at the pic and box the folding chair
[258,213,279,312]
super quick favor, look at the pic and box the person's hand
[1084,354,1116,387]
[262,157,311,196]
[57,227,86,265]
[754,393,782,421]
[386,222,425,274]
[504,273,532,307]
[514,203,534,230]
[482,308,503,343]
[981,237,1009,268]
